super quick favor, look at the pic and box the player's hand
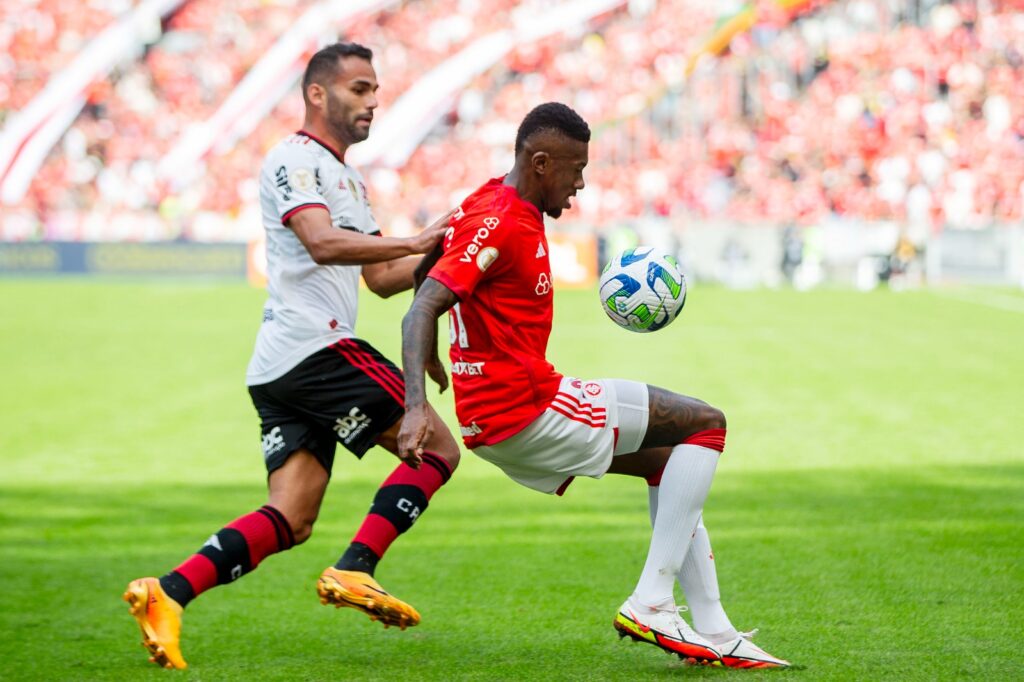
[397,403,433,468]
[409,208,456,254]
[426,354,449,394]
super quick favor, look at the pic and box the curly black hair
[514,102,591,155]
[302,42,374,98]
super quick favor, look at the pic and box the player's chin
[545,206,563,219]
[350,125,371,142]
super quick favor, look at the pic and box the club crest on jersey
[288,168,314,191]
[459,216,501,263]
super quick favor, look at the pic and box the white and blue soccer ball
[599,247,687,333]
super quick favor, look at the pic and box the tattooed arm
[398,278,460,460]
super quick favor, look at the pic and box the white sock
[633,443,718,607]
[647,489,737,639]
[679,518,736,639]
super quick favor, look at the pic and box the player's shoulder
[264,133,332,171]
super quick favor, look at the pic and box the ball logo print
[599,247,687,332]
[535,272,552,296]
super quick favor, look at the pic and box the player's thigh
[606,446,673,478]
[376,404,460,468]
[640,385,726,450]
[254,341,407,460]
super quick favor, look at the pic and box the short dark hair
[514,102,591,155]
[302,42,373,97]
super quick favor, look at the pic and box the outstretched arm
[289,207,444,266]
[398,278,460,463]
[360,210,455,297]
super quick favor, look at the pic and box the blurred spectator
[2,0,1023,241]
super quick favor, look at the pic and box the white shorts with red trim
[472,377,649,495]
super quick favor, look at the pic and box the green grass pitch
[1,279,1021,681]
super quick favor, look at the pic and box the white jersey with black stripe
[246,131,380,386]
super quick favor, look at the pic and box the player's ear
[305,82,326,108]
[531,151,550,176]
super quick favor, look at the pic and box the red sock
[349,452,452,559]
[160,505,294,607]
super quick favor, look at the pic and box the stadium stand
[1,0,1022,242]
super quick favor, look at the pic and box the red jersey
[428,177,562,448]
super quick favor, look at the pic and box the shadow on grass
[0,463,1021,681]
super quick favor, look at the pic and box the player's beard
[326,91,369,145]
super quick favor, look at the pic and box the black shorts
[248,338,405,475]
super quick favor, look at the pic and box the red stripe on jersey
[549,398,607,424]
[682,428,727,452]
[553,392,607,415]
[295,130,345,163]
[281,202,328,225]
[549,402,607,427]
[338,339,405,397]
[331,341,404,405]
[551,395,606,417]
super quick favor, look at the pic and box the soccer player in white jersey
[123,43,461,670]
[399,103,789,669]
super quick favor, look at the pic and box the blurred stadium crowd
[1,0,1022,242]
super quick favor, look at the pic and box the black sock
[335,542,380,575]
[159,571,196,608]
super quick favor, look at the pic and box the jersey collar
[296,130,345,164]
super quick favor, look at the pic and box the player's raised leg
[124,449,323,669]
[608,386,725,663]
[319,404,460,629]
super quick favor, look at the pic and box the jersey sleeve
[429,210,513,300]
[264,144,329,225]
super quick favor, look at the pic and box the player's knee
[288,513,318,545]
[695,404,726,431]
[437,448,460,471]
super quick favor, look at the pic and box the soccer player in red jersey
[398,103,789,669]
[122,43,460,669]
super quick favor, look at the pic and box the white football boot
[614,597,721,663]
[716,629,791,669]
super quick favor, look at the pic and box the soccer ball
[599,247,687,333]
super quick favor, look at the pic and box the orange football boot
[317,567,420,630]
[123,577,187,669]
